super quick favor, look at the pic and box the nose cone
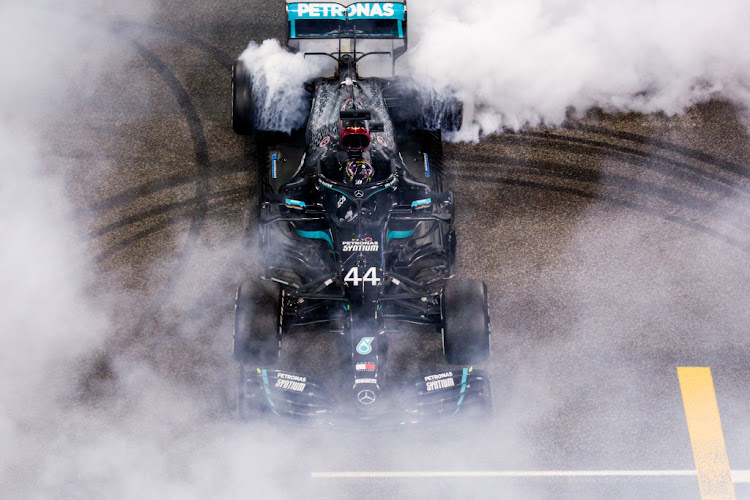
[355,386,379,408]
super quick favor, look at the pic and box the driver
[344,159,374,185]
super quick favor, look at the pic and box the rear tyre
[418,129,446,192]
[416,90,463,132]
[385,79,463,133]
[232,60,255,135]
[442,280,490,365]
[234,279,281,365]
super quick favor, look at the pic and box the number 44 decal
[344,267,380,286]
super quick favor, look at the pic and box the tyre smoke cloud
[0,4,328,497]
[5,1,749,498]
[405,0,750,139]
[0,2,155,494]
[0,1,138,486]
[0,1,265,496]
[238,39,334,133]
[0,128,109,487]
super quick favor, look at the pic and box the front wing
[238,366,493,427]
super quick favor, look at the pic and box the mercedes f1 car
[231,0,492,426]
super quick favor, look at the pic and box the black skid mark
[509,131,750,199]
[579,125,750,180]
[82,25,255,253]
[453,155,750,236]
[448,172,750,255]
[119,40,212,339]
[93,187,246,263]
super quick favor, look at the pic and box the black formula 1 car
[231,0,492,426]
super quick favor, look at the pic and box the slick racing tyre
[232,60,256,135]
[234,279,281,365]
[385,79,463,133]
[442,280,490,365]
[416,89,463,132]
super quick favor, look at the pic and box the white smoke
[239,39,334,132]
[0,128,108,486]
[0,4,322,497]
[236,0,750,140]
[4,0,750,497]
[405,0,750,139]
[0,3,130,487]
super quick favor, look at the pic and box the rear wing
[287,2,406,39]
[286,2,408,65]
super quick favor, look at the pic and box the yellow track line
[678,367,735,500]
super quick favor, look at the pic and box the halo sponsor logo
[356,362,376,371]
[354,378,378,385]
[343,237,378,252]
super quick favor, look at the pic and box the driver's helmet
[344,159,374,185]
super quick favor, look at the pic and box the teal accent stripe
[365,185,391,200]
[260,369,280,416]
[286,198,307,209]
[387,229,415,240]
[261,369,272,396]
[397,20,403,38]
[321,184,353,201]
[453,367,469,415]
[290,20,296,38]
[296,229,334,249]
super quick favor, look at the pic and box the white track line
[312,470,750,482]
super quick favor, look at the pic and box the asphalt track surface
[44,1,750,498]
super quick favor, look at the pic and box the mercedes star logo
[357,389,376,405]
[354,190,364,198]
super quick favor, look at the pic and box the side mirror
[370,122,384,132]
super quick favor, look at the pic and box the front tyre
[234,279,281,365]
[442,280,490,365]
